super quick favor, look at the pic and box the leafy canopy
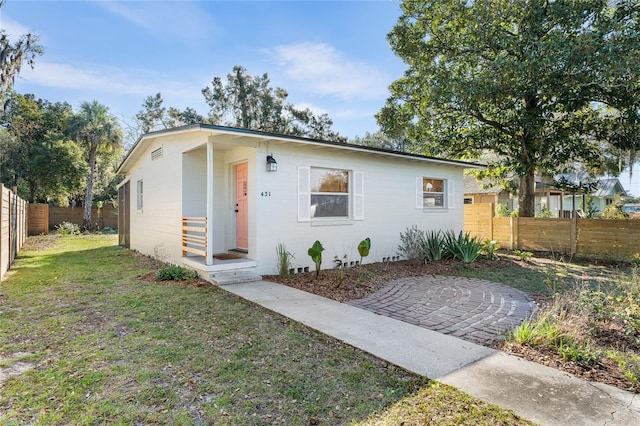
[203,65,345,141]
[377,0,640,217]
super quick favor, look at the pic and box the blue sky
[1,0,406,140]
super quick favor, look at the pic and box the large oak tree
[377,0,639,216]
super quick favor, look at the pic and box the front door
[235,162,248,250]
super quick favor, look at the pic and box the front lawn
[0,235,531,425]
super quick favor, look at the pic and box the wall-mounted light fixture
[266,154,277,172]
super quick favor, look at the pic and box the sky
[1,0,406,141]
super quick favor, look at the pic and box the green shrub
[480,239,499,260]
[308,240,324,280]
[557,340,599,366]
[443,230,482,263]
[513,249,533,261]
[422,230,446,262]
[55,221,80,235]
[496,203,511,217]
[276,243,295,277]
[155,265,199,282]
[398,226,426,261]
[632,253,640,268]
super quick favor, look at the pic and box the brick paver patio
[348,276,535,345]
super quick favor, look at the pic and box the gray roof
[463,176,505,194]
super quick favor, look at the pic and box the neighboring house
[464,173,627,217]
[463,176,515,209]
[116,124,483,278]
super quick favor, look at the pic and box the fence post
[570,216,577,256]
[488,203,494,240]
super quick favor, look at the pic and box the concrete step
[210,270,262,285]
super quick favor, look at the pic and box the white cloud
[0,15,34,39]
[97,0,213,43]
[291,102,328,116]
[269,42,389,100]
[18,60,200,99]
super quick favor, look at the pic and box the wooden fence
[464,203,640,262]
[0,184,27,280]
[28,203,49,235]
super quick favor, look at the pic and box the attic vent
[151,146,163,161]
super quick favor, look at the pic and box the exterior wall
[252,143,464,275]
[123,130,468,276]
[127,132,209,262]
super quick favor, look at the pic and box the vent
[151,146,163,161]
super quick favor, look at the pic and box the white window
[297,166,364,222]
[416,177,454,209]
[137,180,143,211]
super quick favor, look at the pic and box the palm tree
[69,101,122,230]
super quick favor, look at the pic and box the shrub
[276,243,295,277]
[480,239,499,260]
[443,230,482,263]
[55,221,80,235]
[398,226,426,262]
[308,240,324,280]
[155,265,199,282]
[423,230,446,262]
[513,249,533,262]
[496,203,511,217]
[632,253,640,268]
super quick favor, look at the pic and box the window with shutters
[311,167,349,218]
[298,166,364,222]
[416,177,454,210]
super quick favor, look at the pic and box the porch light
[266,154,277,172]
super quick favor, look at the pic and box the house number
[261,192,271,197]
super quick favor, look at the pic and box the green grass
[0,235,533,425]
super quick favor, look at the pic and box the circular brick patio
[348,276,535,345]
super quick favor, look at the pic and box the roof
[463,175,505,194]
[555,173,627,197]
[117,124,486,174]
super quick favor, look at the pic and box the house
[464,173,627,217]
[116,124,484,279]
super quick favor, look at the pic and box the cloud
[97,1,213,43]
[269,42,389,100]
[18,60,200,99]
[0,15,34,39]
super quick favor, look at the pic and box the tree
[202,65,345,141]
[135,92,204,134]
[350,131,408,151]
[69,101,122,229]
[0,93,86,204]
[0,1,43,105]
[377,0,640,217]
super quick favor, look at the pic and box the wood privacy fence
[0,184,27,280]
[27,203,118,234]
[464,203,640,262]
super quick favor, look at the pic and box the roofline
[117,124,486,174]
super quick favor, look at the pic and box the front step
[210,270,262,285]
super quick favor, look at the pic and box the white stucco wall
[252,143,464,275]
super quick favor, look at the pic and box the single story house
[116,124,484,279]
[464,173,627,217]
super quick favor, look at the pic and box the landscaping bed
[266,254,640,394]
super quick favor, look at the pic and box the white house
[116,124,484,280]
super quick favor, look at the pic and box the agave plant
[443,230,482,263]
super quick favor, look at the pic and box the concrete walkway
[220,280,640,426]
[349,276,535,345]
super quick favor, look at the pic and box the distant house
[464,173,627,217]
[116,124,484,279]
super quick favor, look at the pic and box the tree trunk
[518,169,536,217]
[83,145,97,230]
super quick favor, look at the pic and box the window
[423,178,445,207]
[416,177,454,209]
[137,180,143,211]
[464,198,473,204]
[297,166,364,222]
[310,167,349,218]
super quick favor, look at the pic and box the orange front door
[235,163,248,250]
